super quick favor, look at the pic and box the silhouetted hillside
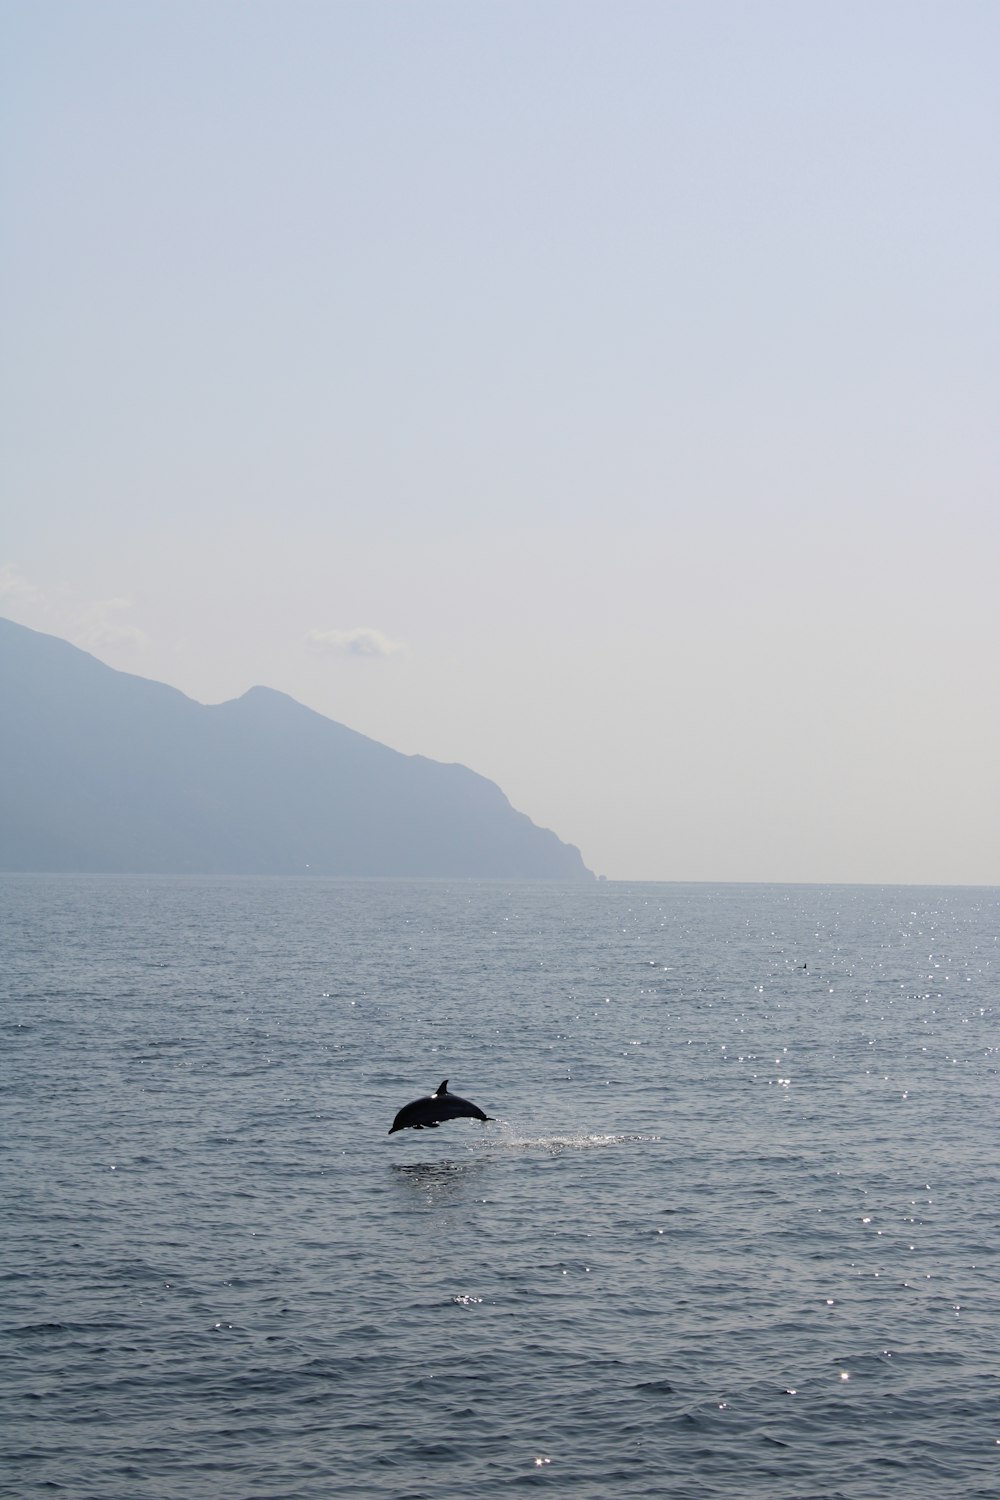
[0,618,593,879]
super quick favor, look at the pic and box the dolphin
[388,1079,493,1135]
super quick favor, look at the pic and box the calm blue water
[1,876,998,1499]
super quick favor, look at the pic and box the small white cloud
[0,564,46,610]
[305,626,407,659]
[76,598,150,652]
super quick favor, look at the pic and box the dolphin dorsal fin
[434,1079,449,1096]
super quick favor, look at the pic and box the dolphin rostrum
[388,1079,493,1135]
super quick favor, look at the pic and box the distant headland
[0,616,593,880]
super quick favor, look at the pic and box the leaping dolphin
[388,1079,494,1135]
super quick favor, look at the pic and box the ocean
[1,875,997,1499]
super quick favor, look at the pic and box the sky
[2,0,998,884]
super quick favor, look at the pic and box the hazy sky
[3,1,998,883]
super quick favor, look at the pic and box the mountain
[0,617,592,879]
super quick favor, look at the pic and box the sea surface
[1,876,998,1500]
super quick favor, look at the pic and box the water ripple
[1,876,998,1499]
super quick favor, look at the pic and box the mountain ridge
[0,616,593,879]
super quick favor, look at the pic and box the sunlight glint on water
[1,876,998,1499]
